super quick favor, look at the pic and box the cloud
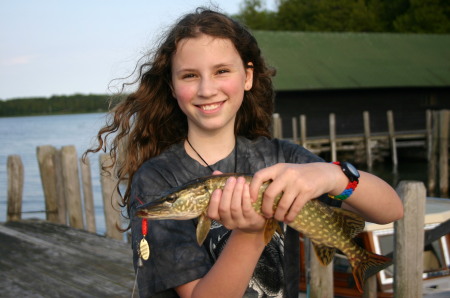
[1,55,36,66]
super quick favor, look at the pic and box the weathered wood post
[100,154,123,240]
[394,181,426,298]
[36,145,61,223]
[80,157,96,233]
[272,113,283,139]
[362,275,377,298]
[363,111,373,169]
[438,110,449,197]
[300,115,307,148]
[292,117,299,144]
[7,155,24,221]
[309,245,333,298]
[329,113,337,162]
[61,145,84,229]
[387,110,398,167]
[427,111,439,196]
[53,149,66,224]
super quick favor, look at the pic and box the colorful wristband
[328,161,359,201]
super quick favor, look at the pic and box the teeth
[200,103,221,111]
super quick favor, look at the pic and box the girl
[87,8,403,298]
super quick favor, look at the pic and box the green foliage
[234,0,450,33]
[0,94,113,117]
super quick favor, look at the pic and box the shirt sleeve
[130,163,212,297]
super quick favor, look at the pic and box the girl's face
[171,34,253,136]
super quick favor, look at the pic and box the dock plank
[0,219,135,297]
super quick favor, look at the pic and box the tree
[234,0,450,33]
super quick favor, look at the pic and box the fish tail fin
[312,242,336,266]
[351,251,392,293]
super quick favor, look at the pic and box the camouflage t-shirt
[129,136,340,297]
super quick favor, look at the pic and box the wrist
[328,161,360,201]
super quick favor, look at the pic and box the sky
[0,0,277,100]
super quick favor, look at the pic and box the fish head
[136,180,213,220]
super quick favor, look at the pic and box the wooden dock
[0,219,135,297]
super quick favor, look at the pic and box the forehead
[172,34,241,65]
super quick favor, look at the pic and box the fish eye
[166,195,177,203]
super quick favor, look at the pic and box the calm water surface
[0,113,431,235]
[0,113,109,234]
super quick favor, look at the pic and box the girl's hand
[250,163,337,222]
[207,172,266,233]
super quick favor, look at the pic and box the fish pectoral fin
[263,218,279,245]
[196,213,211,246]
[312,242,336,266]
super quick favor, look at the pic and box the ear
[244,62,254,91]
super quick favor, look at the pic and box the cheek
[173,84,195,105]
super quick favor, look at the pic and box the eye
[216,69,230,75]
[166,195,177,203]
[181,73,196,79]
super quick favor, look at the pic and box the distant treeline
[0,94,121,117]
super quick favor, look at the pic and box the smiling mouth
[197,101,224,111]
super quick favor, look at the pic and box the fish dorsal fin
[196,213,212,246]
[312,242,336,266]
[333,207,365,238]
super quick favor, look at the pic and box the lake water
[0,113,431,235]
[0,113,109,234]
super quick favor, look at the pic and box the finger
[273,190,297,221]
[212,170,223,175]
[241,182,254,216]
[207,188,222,221]
[250,168,272,202]
[218,177,236,223]
[260,179,285,218]
[230,177,246,221]
[285,195,307,223]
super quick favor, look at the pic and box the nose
[197,77,218,98]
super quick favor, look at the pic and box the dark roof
[253,31,450,90]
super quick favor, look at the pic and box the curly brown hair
[85,8,276,213]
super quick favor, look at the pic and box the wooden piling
[309,249,333,298]
[329,113,337,162]
[61,145,84,229]
[272,113,283,139]
[363,111,373,169]
[300,114,307,148]
[7,155,24,222]
[292,117,299,144]
[36,145,60,223]
[53,149,66,224]
[427,111,439,196]
[387,110,398,167]
[99,154,123,240]
[438,110,449,197]
[80,157,96,233]
[394,181,426,298]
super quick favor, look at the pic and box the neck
[185,131,236,167]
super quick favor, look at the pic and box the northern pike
[136,174,392,293]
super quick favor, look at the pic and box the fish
[136,173,392,293]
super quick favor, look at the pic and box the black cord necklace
[186,137,238,173]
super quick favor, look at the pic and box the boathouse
[253,31,450,138]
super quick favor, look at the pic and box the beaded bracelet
[328,161,359,201]
[328,180,358,200]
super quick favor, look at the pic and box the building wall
[274,87,450,138]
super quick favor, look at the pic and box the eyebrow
[174,62,237,74]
